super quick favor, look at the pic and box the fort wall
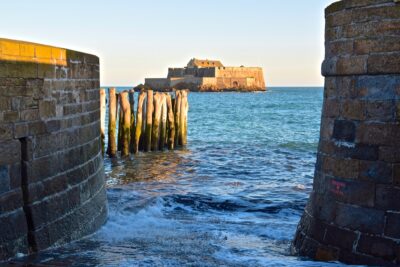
[293,1,400,265]
[0,38,107,261]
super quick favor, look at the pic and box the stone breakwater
[293,0,400,266]
[0,38,107,261]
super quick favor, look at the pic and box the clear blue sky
[1,0,336,86]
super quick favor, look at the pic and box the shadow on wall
[0,38,108,261]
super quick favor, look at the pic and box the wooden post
[120,91,131,156]
[160,93,168,151]
[100,88,106,155]
[107,88,117,157]
[174,90,182,146]
[166,94,175,150]
[151,93,162,151]
[145,90,153,152]
[139,95,147,151]
[129,89,135,153]
[117,93,123,152]
[180,90,189,146]
[134,90,146,154]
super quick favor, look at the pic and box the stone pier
[0,38,107,261]
[293,0,400,265]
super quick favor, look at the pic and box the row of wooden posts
[100,88,189,157]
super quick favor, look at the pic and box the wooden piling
[117,93,123,152]
[151,93,162,151]
[107,88,117,157]
[180,90,189,146]
[174,90,182,145]
[100,88,106,155]
[160,93,168,151]
[120,91,131,156]
[166,94,175,150]
[129,89,135,153]
[134,90,146,154]
[145,90,154,152]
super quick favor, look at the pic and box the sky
[1,0,337,87]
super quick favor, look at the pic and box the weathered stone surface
[385,212,400,239]
[332,120,356,142]
[294,1,400,265]
[335,203,385,234]
[0,38,107,261]
[357,234,397,261]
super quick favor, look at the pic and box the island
[144,58,266,92]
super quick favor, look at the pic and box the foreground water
[13,88,351,266]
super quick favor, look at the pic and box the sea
[12,87,353,266]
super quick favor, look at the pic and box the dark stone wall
[0,38,107,261]
[292,0,400,265]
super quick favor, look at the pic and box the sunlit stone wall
[0,38,107,261]
[293,0,400,265]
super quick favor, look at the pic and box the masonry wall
[215,67,265,89]
[0,38,107,261]
[293,0,400,265]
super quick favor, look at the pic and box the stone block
[3,111,19,122]
[0,140,20,165]
[354,37,400,55]
[0,165,10,194]
[26,174,68,204]
[323,156,359,179]
[28,121,47,136]
[356,122,400,146]
[380,146,400,163]
[394,164,400,186]
[332,120,356,142]
[14,122,28,138]
[323,224,357,251]
[0,97,10,111]
[326,177,375,207]
[357,234,396,260]
[0,189,24,213]
[365,100,397,122]
[326,40,354,57]
[39,100,56,119]
[336,56,368,75]
[375,185,400,211]
[24,155,60,183]
[340,100,365,120]
[368,53,400,74]
[335,203,385,234]
[0,209,28,241]
[385,212,400,239]
[20,109,39,122]
[326,9,352,27]
[0,123,13,139]
[359,160,393,183]
[320,140,379,161]
[322,99,340,118]
[9,163,21,189]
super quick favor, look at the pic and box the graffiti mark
[331,180,346,196]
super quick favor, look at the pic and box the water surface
[13,88,350,266]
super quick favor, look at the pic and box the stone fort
[145,58,266,92]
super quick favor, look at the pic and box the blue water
[12,88,350,266]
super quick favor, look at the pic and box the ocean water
[12,88,350,266]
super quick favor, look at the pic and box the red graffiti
[331,180,346,196]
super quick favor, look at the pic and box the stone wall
[293,0,400,265]
[215,67,265,89]
[0,38,107,261]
